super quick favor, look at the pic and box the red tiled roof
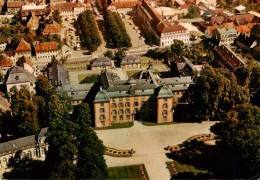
[54,1,85,10]
[17,56,32,67]
[35,42,58,52]
[161,23,187,33]
[0,55,13,67]
[7,1,25,8]
[180,4,189,9]
[15,39,31,53]
[109,1,141,9]
[42,21,62,34]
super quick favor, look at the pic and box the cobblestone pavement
[96,121,216,180]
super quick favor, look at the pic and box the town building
[93,64,194,127]
[17,56,34,74]
[48,64,69,87]
[120,54,141,69]
[136,0,190,46]
[14,38,32,60]
[53,1,86,19]
[0,128,48,168]
[20,4,50,21]
[0,37,11,51]
[91,57,114,70]
[57,83,94,105]
[212,45,245,72]
[26,12,39,30]
[0,55,13,75]
[235,5,246,14]
[34,42,60,62]
[42,21,62,35]
[7,1,25,14]
[5,66,36,92]
[235,34,258,52]
[212,27,238,46]
[170,56,201,76]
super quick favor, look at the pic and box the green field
[166,161,209,176]
[78,74,100,83]
[108,164,149,179]
[94,122,134,130]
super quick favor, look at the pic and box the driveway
[96,121,216,180]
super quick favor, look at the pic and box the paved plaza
[96,121,216,180]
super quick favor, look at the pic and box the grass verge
[141,121,181,126]
[108,164,149,179]
[166,161,209,176]
[94,122,134,130]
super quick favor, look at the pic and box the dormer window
[15,75,19,80]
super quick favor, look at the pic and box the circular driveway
[96,121,216,180]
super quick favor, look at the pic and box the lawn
[108,164,149,179]
[78,74,100,84]
[166,161,209,176]
[141,121,181,126]
[126,70,142,78]
[94,122,134,130]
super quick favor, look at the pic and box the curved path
[96,121,216,180]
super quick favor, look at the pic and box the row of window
[113,115,131,121]
[111,108,139,115]
[112,96,146,102]
[111,101,145,108]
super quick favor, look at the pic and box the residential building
[170,56,200,76]
[212,27,238,46]
[0,55,13,75]
[235,5,246,14]
[136,0,190,46]
[42,21,62,35]
[0,37,11,51]
[108,0,141,13]
[53,1,86,19]
[7,1,25,14]
[14,38,32,60]
[0,128,48,168]
[48,64,69,87]
[34,42,60,62]
[212,45,245,72]
[235,34,257,52]
[93,64,194,127]
[57,83,94,105]
[20,4,50,21]
[17,56,34,74]
[5,66,36,92]
[120,54,141,69]
[91,57,114,70]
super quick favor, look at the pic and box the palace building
[93,63,194,127]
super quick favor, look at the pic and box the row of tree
[104,10,132,48]
[77,10,102,52]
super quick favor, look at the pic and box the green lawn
[108,164,149,179]
[126,70,142,78]
[78,74,100,83]
[166,161,209,176]
[141,121,181,126]
[94,122,134,130]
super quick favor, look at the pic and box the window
[125,102,130,107]
[141,96,146,100]
[126,97,130,101]
[118,102,124,108]
[119,97,123,101]
[134,96,138,100]
[119,109,124,114]
[163,103,168,108]
[126,115,131,120]
[101,103,104,107]
[120,115,123,121]
[112,103,117,108]
[112,110,117,115]
[134,102,139,106]
[163,116,167,122]
[164,98,167,102]
[99,108,104,113]
[100,115,105,120]
[113,116,117,121]
[162,110,168,116]
[125,109,130,114]
[112,98,115,102]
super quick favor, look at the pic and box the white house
[53,1,86,19]
[35,42,60,62]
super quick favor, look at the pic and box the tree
[47,56,60,68]
[35,75,52,97]
[183,66,250,121]
[72,103,92,126]
[53,10,62,24]
[170,40,184,57]
[211,104,260,178]
[104,50,113,59]
[10,86,39,137]
[186,5,200,19]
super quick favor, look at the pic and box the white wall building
[35,42,60,62]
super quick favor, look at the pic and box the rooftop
[15,39,31,53]
[35,42,58,53]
